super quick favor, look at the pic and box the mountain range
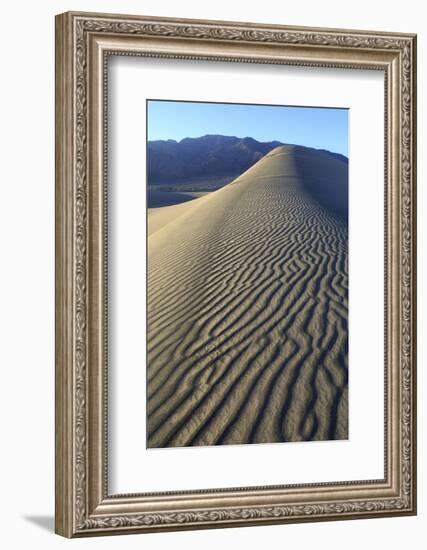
[147,134,347,184]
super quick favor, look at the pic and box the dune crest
[147,145,348,448]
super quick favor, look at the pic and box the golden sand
[147,146,348,448]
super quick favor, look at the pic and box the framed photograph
[55,11,417,537]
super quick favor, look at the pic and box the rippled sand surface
[147,146,348,448]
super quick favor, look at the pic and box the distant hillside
[147,135,280,183]
[147,135,347,184]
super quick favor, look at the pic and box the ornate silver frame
[55,11,417,537]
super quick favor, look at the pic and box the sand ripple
[147,146,348,448]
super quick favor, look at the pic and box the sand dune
[147,145,348,448]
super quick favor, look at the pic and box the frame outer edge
[55,12,75,538]
[62,10,417,40]
[54,10,417,537]
[410,34,417,514]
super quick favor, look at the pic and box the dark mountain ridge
[147,134,348,184]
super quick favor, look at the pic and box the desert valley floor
[147,145,348,448]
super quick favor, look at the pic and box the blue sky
[147,100,348,157]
